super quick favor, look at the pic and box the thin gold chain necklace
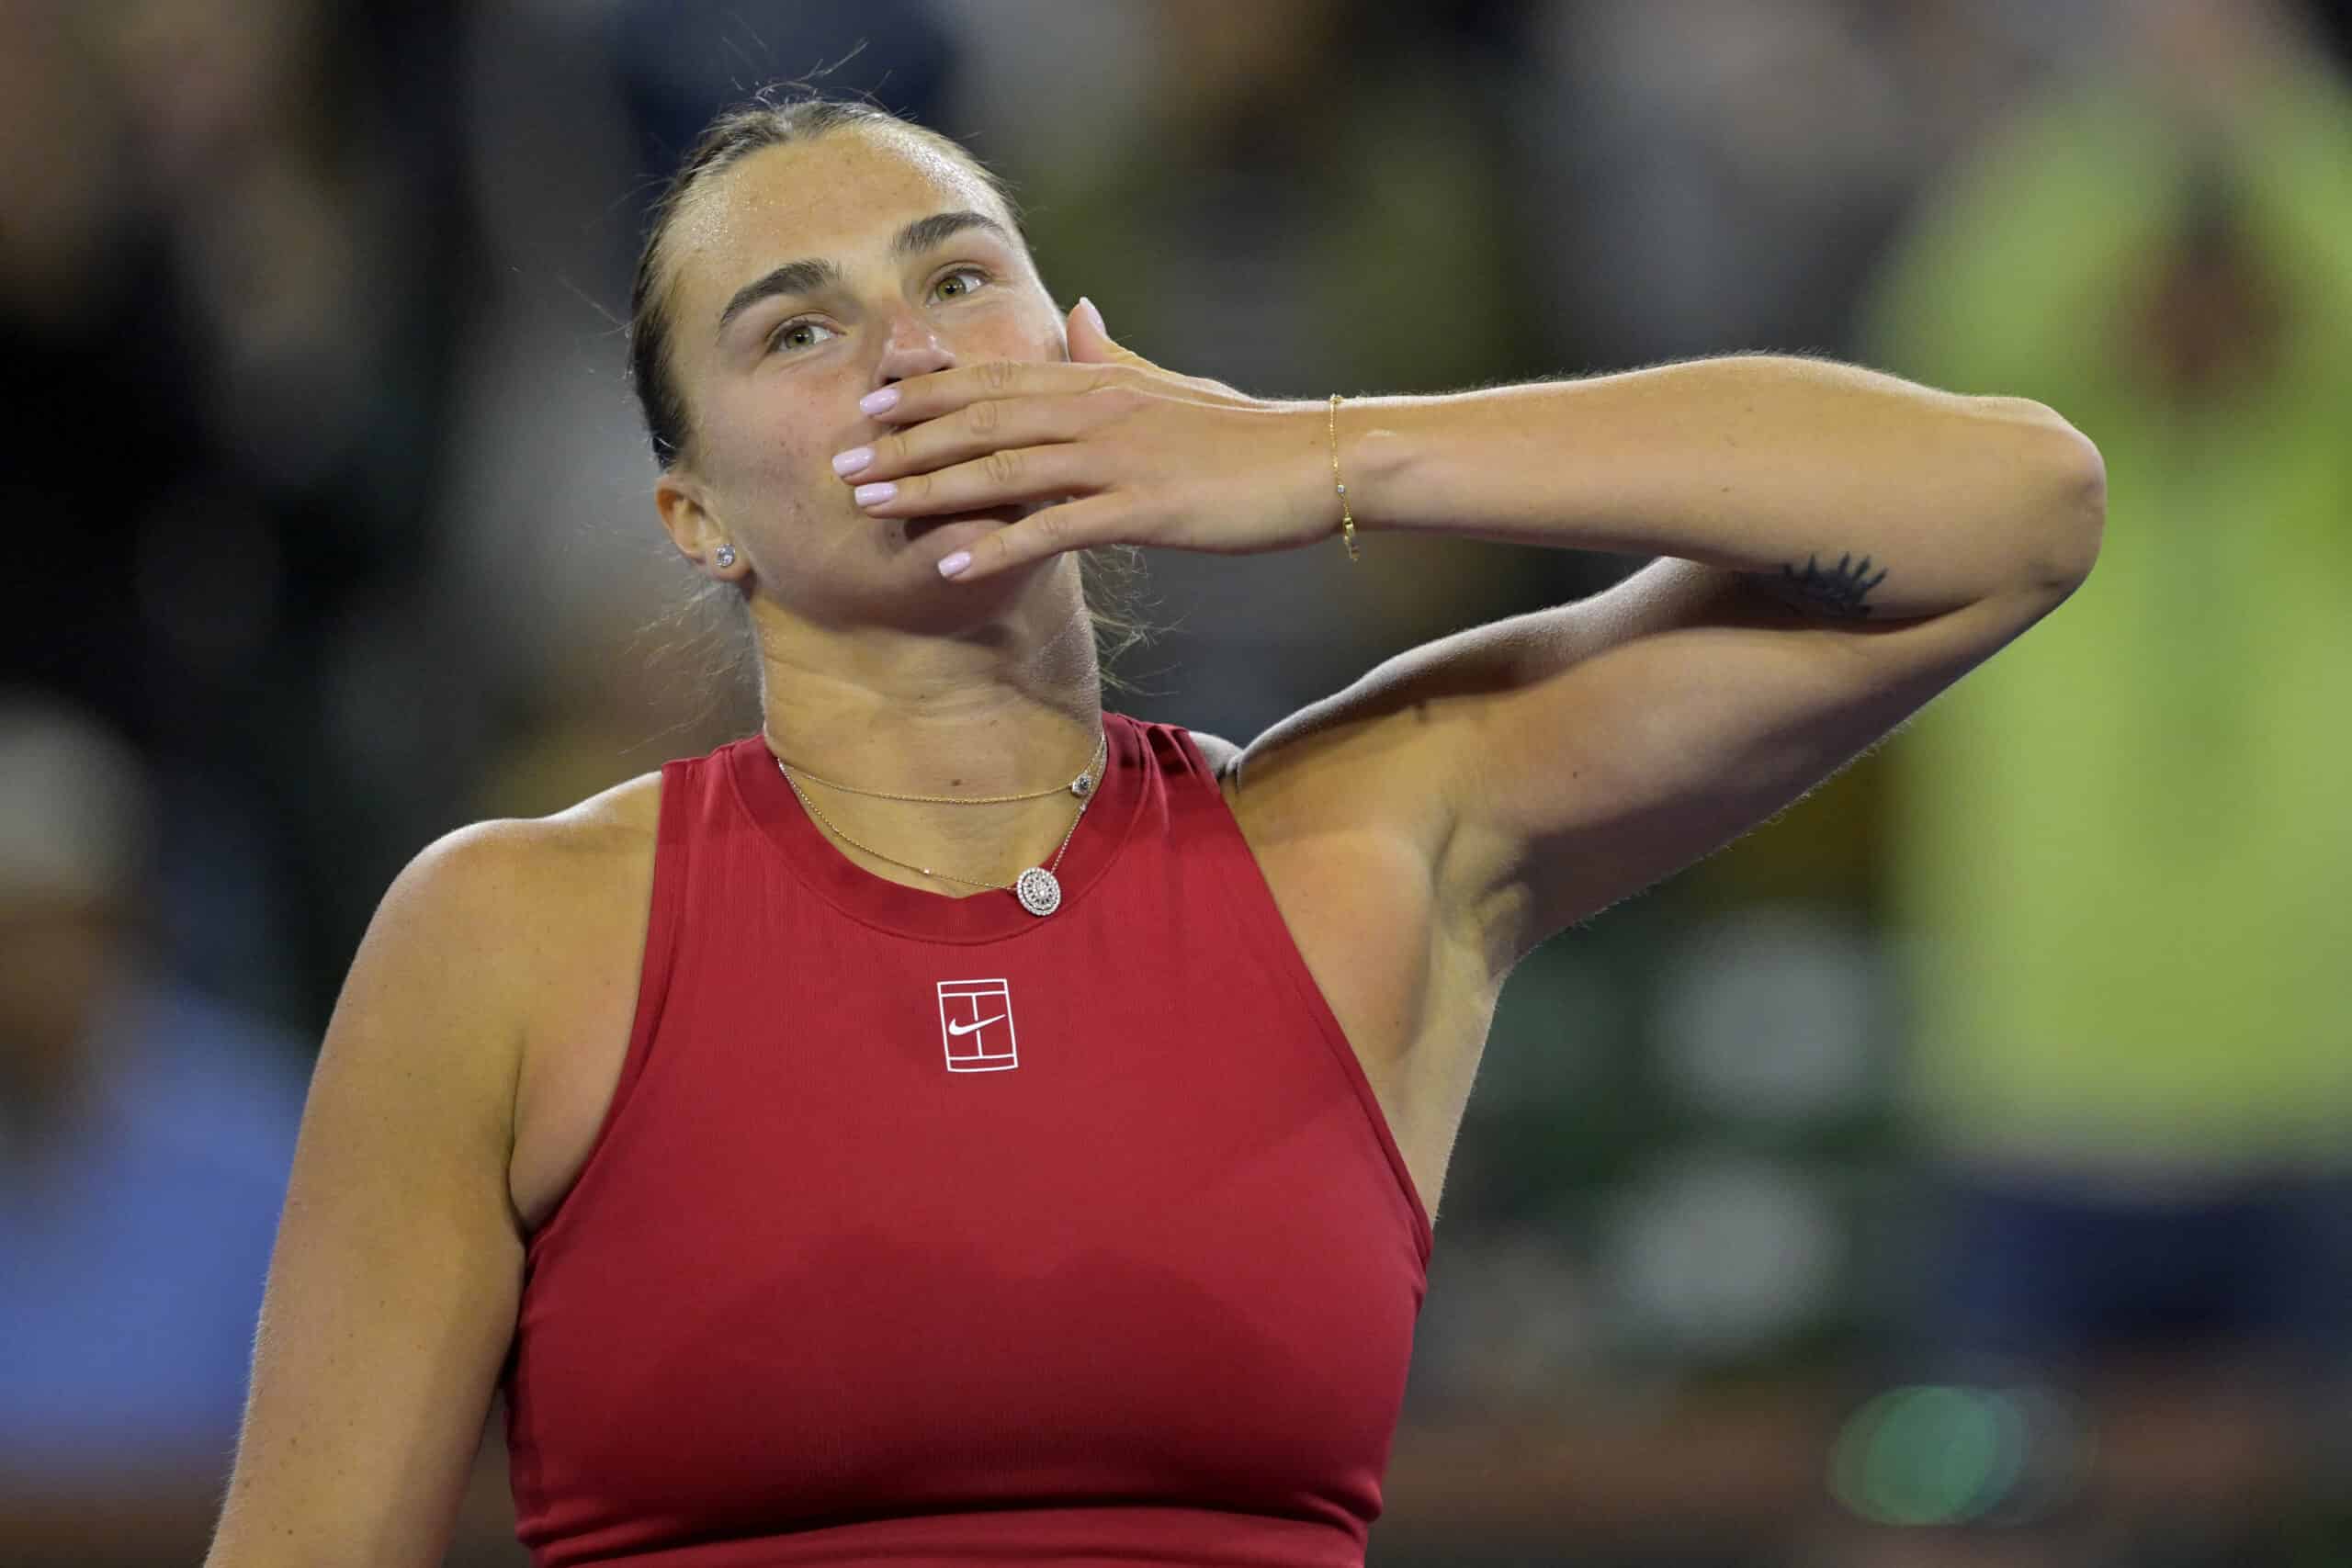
[766,733,1105,808]
[771,734,1106,918]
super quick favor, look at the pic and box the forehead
[664,129,1009,311]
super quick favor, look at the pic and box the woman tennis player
[203,94,2103,1568]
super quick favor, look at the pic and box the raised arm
[204,825,539,1568]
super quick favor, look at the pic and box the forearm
[1340,354,2106,618]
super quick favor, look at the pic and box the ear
[654,470,740,578]
[1064,296,1162,375]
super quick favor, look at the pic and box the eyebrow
[714,209,1015,335]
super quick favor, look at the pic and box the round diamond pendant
[1014,866,1062,917]
[1069,771,1093,797]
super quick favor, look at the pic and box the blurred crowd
[5,3,2349,1565]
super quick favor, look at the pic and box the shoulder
[1162,716,1464,900]
[364,773,670,1145]
[373,771,666,1012]
[1184,728,1243,784]
[400,770,663,911]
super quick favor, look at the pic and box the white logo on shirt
[936,979,1018,1071]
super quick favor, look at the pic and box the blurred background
[5,1,2349,1564]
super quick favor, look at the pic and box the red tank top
[501,714,1432,1567]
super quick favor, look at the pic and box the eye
[766,316,840,355]
[933,265,992,301]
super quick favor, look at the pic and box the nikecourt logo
[936,979,1018,1072]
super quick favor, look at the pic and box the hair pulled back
[626,90,1151,682]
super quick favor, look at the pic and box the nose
[873,308,956,389]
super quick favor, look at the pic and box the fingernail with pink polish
[860,388,900,415]
[854,481,896,507]
[937,550,971,578]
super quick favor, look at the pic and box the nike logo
[945,1013,1005,1037]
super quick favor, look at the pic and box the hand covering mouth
[903,502,1039,541]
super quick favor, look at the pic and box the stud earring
[714,543,737,570]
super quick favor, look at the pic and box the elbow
[2018,407,2108,593]
[2050,423,2108,590]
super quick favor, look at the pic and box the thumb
[1066,296,1156,371]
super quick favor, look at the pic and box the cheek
[978,298,1065,361]
[701,386,842,502]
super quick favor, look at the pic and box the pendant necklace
[770,730,1106,918]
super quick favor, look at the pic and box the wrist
[1268,397,1350,551]
[1327,393,1423,535]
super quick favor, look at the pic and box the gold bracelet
[1327,392,1360,562]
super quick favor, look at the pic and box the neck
[752,570,1104,795]
[745,568,1109,892]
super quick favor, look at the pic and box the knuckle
[979,358,1017,395]
[965,395,1001,437]
[982,447,1023,488]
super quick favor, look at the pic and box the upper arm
[1448,554,2088,962]
[205,824,540,1568]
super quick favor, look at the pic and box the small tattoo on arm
[1747,551,1886,620]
